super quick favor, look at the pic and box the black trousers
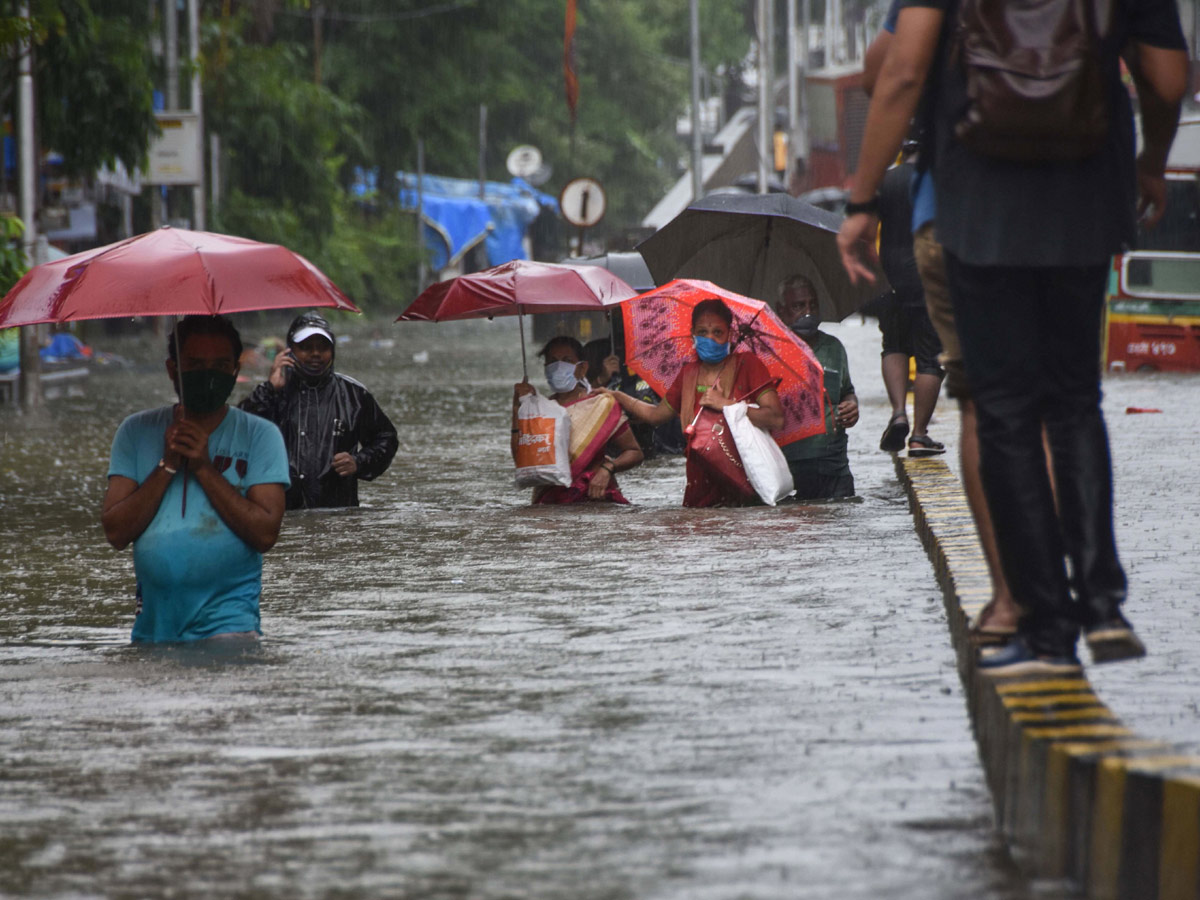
[945,255,1127,657]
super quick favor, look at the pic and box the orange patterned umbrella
[620,279,826,446]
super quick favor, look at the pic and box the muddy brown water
[7,312,1192,899]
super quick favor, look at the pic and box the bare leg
[881,352,910,418]
[961,398,1020,631]
[910,372,943,439]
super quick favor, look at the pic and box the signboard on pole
[146,112,201,185]
[559,177,606,227]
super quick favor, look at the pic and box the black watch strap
[844,196,880,216]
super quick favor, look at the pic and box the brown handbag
[953,0,1108,162]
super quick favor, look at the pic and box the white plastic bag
[513,392,572,488]
[724,401,795,505]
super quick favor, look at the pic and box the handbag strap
[732,376,781,406]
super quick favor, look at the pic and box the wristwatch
[843,196,880,216]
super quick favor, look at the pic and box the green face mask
[179,368,237,414]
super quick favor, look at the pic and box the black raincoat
[239,371,398,509]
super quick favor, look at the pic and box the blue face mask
[693,334,730,364]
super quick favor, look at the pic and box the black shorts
[878,293,945,377]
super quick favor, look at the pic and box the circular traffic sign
[559,177,606,228]
[506,145,543,178]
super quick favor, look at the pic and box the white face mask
[545,360,582,393]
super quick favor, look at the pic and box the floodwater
[5,313,1155,900]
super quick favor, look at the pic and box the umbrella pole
[171,316,189,518]
[517,311,528,382]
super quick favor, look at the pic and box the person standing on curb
[875,144,946,458]
[862,3,1020,646]
[838,0,1188,675]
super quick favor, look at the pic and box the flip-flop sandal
[907,434,946,457]
[879,413,910,452]
[969,620,1018,646]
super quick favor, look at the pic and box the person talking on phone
[239,312,398,510]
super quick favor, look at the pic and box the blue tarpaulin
[394,172,558,271]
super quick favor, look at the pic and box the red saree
[665,352,774,507]
[533,391,632,504]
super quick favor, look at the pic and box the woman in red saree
[511,336,644,504]
[602,298,784,507]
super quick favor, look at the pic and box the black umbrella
[635,192,889,322]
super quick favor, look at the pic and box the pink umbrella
[396,259,637,378]
[0,226,360,327]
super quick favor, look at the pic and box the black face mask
[179,369,237,414]
[297,357,333,385]
[789,315,821,338]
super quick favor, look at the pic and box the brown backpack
[953,0,1109,162]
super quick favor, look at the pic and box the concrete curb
[896,456,1200,900]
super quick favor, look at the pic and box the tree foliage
[0,0,158,177]
[7,0,759,313]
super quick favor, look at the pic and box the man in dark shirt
[240,312,399,510]
[775,275,859,500]
[837,0,1188,675]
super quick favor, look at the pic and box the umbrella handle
[517,312,528,383]
[683,405,704,436]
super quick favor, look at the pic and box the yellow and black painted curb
[897,456,1200,900]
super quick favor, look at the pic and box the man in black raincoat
[240,313,398,510]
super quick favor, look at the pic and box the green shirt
[784,330,855,463]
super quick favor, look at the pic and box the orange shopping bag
[514,393,572,488]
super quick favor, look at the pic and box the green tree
[0,214,28,294]
[0,0,158,177]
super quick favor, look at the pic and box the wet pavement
[1,313,1192,898]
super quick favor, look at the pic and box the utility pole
[416,139,426,291]
[17,2,42,410]
[756,0,773,194]
[688,0,703,202]
[786,0,799,191]
[478,104,488,200]
[188,0,204,230]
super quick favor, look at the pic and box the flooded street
[5,312,1174,899]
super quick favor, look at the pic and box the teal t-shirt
[784,331,855,464]
[108,405,290,642]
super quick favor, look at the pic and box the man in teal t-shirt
[775,275,859,500]
[102,315,289,643]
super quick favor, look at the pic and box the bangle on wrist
[158,458,177,475]
[511,428,520,434]
[844,195,880,216]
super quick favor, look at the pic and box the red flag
[563,0,578,122]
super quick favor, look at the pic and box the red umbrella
[0,226,360,328]
[620,279,826,446]
[396,259,637,377]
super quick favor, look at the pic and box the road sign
[559,177,606,228]
[506,145,543,179]
[146,112,201,186]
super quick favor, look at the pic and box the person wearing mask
[239,312,399,510]
[512,335,644,503]
[602,298,784,507]
[774,276,860,500]
[101,315,289,643]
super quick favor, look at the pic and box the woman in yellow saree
[511,336,644,504]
